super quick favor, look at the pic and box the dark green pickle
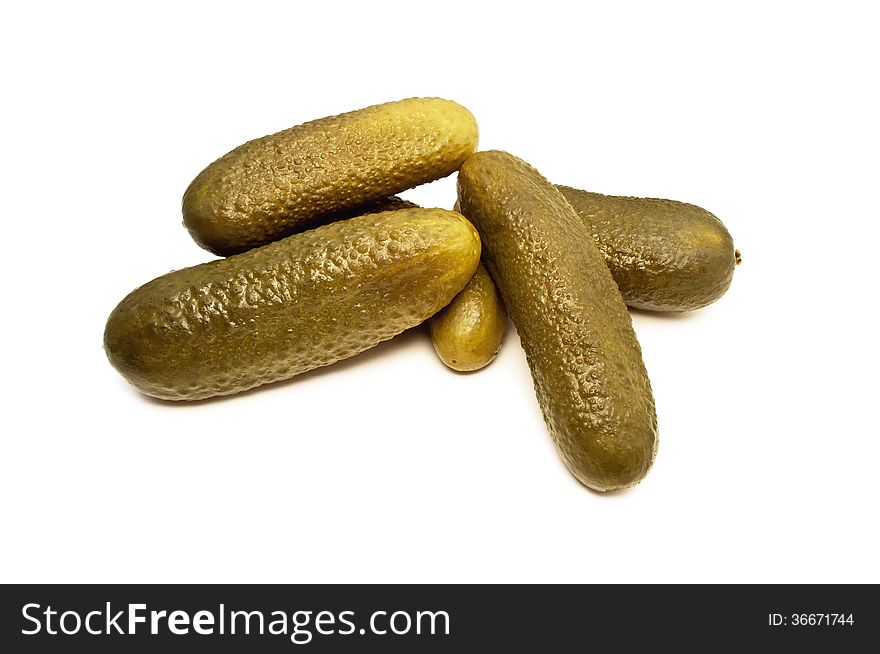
[557,185,738,312]
[458,151,658,491]
[105,208,480,400]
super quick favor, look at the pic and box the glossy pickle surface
[457,151,658,491]
[105,208,481,400]
[183,98,479,255]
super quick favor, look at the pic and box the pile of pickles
[104,98,739,491]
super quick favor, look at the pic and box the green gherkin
[457,151,657,492]
[105,208,480,401]
[557,185,738,312]
[430,263,507,372]
[183,98,479,255]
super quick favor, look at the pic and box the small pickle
[430,263,507,372]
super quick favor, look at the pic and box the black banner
[1,584,875,651]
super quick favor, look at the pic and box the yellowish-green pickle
[457,151,658,491]
[429,263,507,372]
[557,185,739,311]
[105,208,480,400]
[183,98,479,255]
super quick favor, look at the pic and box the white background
[2,1,878,583]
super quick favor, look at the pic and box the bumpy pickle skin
[556,185,738,311]
[183,98,479,255]
[105,208,480,401]
[457,151,658,491]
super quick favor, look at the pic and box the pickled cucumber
[105,208,480,400]
[429,263,506,372]
[457,151,658,491]
[557,186,738,311]
[183,98,478,255]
